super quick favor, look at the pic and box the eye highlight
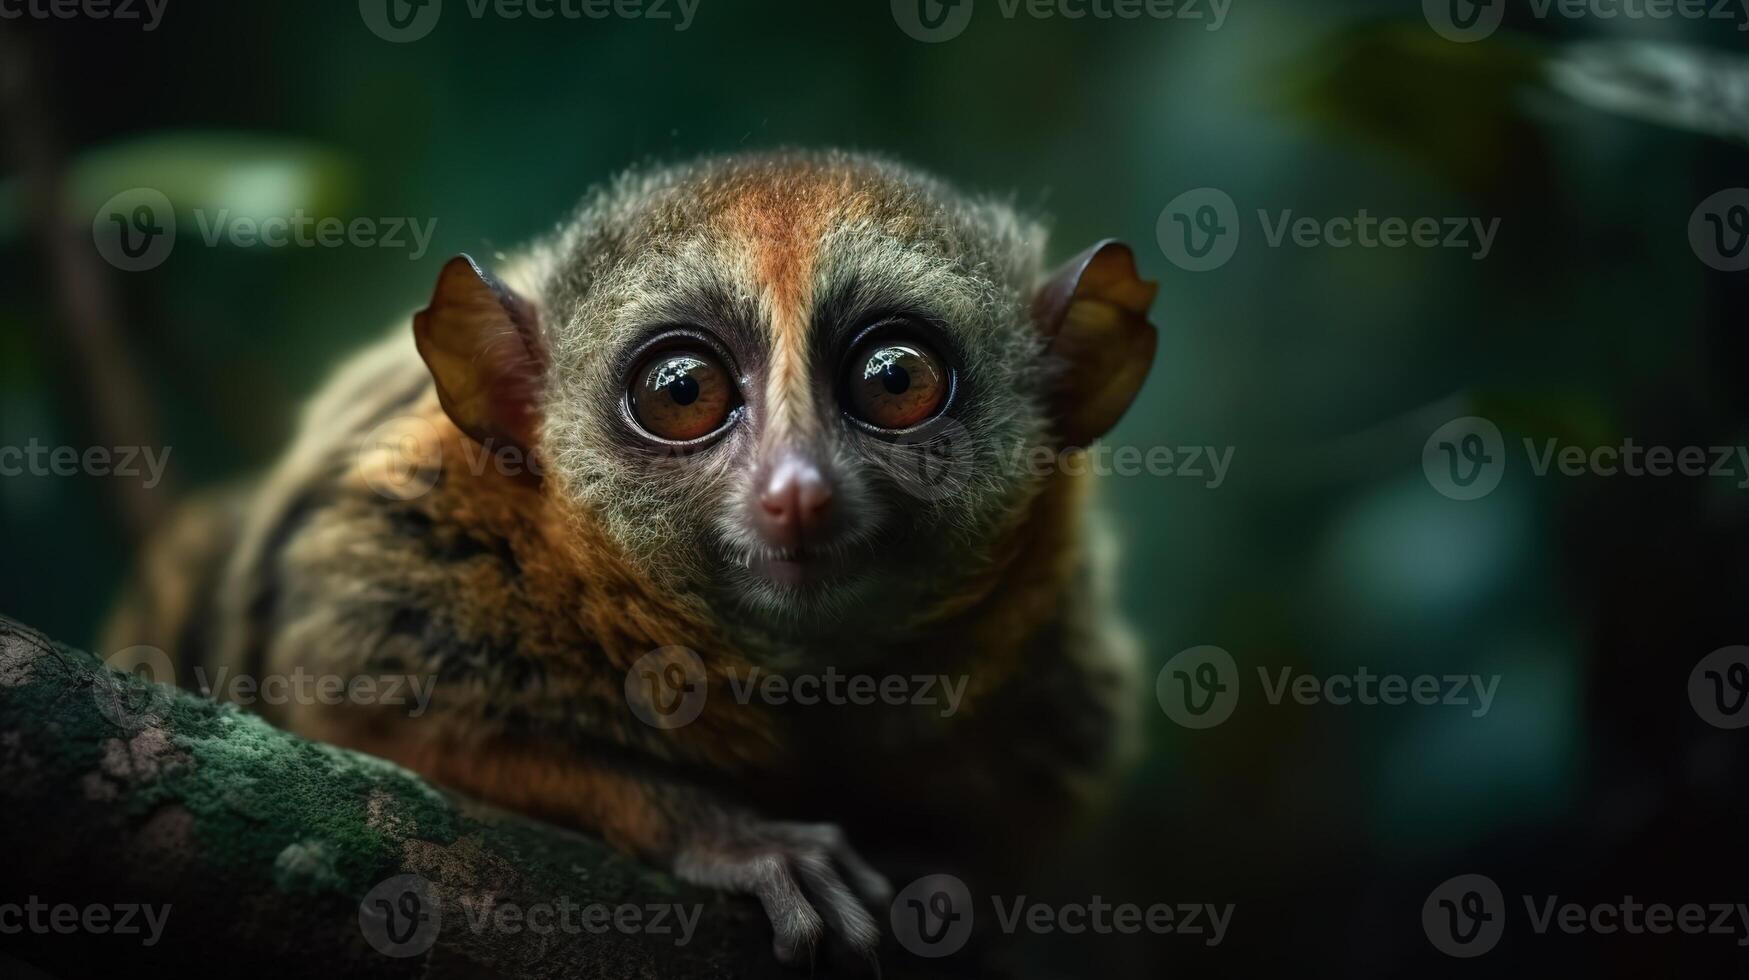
[628,349,737,442]
[844,338,949,431]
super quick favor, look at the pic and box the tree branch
[0,615,979,979]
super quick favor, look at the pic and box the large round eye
[628,349,737,442]
[845,338,949,431]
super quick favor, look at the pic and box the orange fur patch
[717,166,869,444]
[331,395,785,770]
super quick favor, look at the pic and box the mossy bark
[0,615,978,979]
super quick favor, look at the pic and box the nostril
[797,482,832,523]
[760,487,793,519]
[756,453,834,542]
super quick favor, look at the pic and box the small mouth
[744,547,847,589]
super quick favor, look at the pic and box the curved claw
[674,819,889,972]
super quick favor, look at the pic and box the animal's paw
[675,818,893,970]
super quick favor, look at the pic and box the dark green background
[3,0,1748,975]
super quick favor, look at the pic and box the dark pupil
[879,360,911,395]
[665,367,700,406]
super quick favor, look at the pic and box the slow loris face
[537,154,1053,635]
[414,151,1158,645]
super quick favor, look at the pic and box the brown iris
[845,339,948,431]
[629,349,735,442]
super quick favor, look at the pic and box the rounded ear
[413,253,546,453]
[1031,240,1159,449]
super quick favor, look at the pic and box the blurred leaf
[1276,23,1548,194]
[0,132,357,242]
[1472,388,1618,448]
[1548,40,1749,147]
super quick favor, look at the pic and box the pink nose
[756,453,834,549]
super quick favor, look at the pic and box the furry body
[105,150,1146,964]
